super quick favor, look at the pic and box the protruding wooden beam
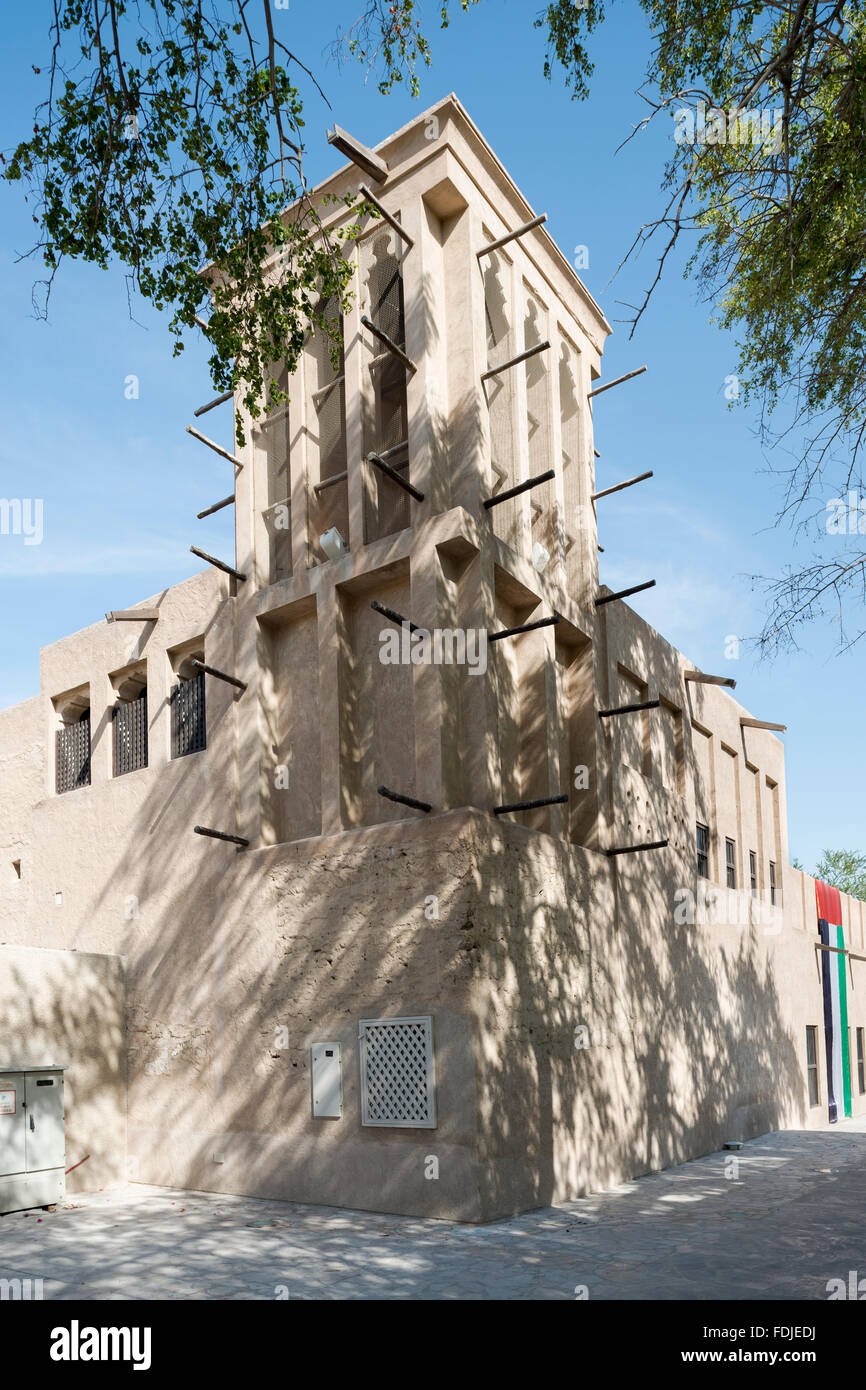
[370,599,420,634]
[606,839,668,857]
[483,468,555,510]
[684,670,737,689]
[105,609,160,623]
[186,425,244,468]
[367,451,424,502]
[489,615,561,644]
[481,340,550,383]
[598,700,661,719]
[377,785,431,813]
[360,315,417,374]
[740,717,787,732]
[327,124,388,183]
[357,183,414,247]
[189,545,247,582]
[493,794,569,815]
[595,580,656,607]
[194,390,233,418]
[197,495,235,520]
[188,658,247,693]
[592,470,654,503]
[313,471,348,494]
[816,942,866,963]
[194,826,250,848]
[477,214,548,259]
[587,366,648,399]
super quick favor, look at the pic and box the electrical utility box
[0,1067,67,1215]
[311,1043,342,1119]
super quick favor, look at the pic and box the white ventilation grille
[359,1016,436,1128]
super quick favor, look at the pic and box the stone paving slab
[1,1121,865,1300]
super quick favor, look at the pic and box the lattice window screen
[359,1016,436,1128]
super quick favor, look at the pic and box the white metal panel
[24,1072,65,1173]
[311,1043,343,1119]
[359,1016,436,1128]
[0,1073,26,1177]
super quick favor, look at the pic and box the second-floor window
[696,822,709,878]
[56,711,91,793]
[749,850,758,897]
[725,838,736,889]
[806,1026,820,1107]
[171,672,206,758]
[769,860,777,905]
[113,690,148,776]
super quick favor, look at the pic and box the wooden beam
[197,494,235,520]
[591,470,653,502]
[360,315,417,373]
[327,124,388,183]
[483,468,555,510]
[493,794,569,815]
[489,616,561,644]
[189,545,247,582]
[606,839,668,857]
[816,942,866,963]
[481,340,550,382]
[377,785,431,813]
[370,599,420,634]
[367,451,424,502]
[186,425,244,468]
[188,658,247,693]
[105,609,159,623]
[313,471,348,494]
[598,700,661,719]
[194,826,249,848]
[357,183,414,247]
[684,670,737,689]
[740,717,787,732]
[477,214,548,259]
[595,580,656,607]
[193,390,233,418]
[588,366,648,400]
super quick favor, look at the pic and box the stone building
[1,96,864,1222]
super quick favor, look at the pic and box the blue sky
[0,1,861,869]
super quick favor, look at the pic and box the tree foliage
[3,0,365,441]
[813,847,866,898]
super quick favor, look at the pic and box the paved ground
[3,1121,866,1300]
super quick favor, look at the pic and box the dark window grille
[725,838,736,889]
[113,691,148,776]
[769,860,777,905]
[858,1028,865,1095]
[171,672,206,758]
[806,1026,820,1107]
[56,713,91,793]
[696,822,709,878]
[749,850,758,897]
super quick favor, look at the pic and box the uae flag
[816,879,852,1123]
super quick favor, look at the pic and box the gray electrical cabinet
[0,1067,67,1215]
[311,1043,342,1119]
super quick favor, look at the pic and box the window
[359,1016,436,1129]
[749,851,758,897]
[769,860,777,905]
[56,710,91,793]
[171,671,206,758]
[113,689,148,776]
[725,838,736,889]
[858,1028,865,1095]
[696,822,709,878]
[806,1026,820,1107]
